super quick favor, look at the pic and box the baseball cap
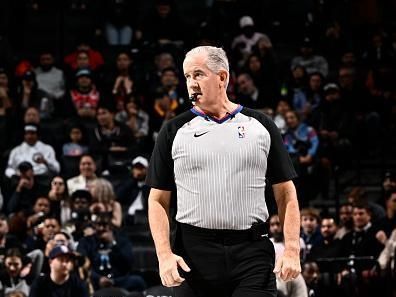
[323,83,340,92]
[75,68,92,79]
[18,161,33,173]
[240,16,254,28]
[24,123,39,133]
[49,245,75,260]
[132,156,149,168]
[22,70,35,81]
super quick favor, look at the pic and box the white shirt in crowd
[5,141,60,177]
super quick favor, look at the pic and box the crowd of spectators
[0,0,395,296]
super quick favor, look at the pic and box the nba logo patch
[238,126,245,138]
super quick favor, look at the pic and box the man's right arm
[148,188,190,287]
[148,188,172,258]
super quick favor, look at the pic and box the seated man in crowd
[29,245,89,297]
[5,124,60,188]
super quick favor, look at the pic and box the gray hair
[185,46,230,88]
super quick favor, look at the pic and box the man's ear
[218,70,228,87]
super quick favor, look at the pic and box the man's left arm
[273,180,301,282]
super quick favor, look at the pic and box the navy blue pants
[174,223,277,297]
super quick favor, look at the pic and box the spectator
[0,248,32,296]
[291,37,329,77]
[123,99,150,149]
[77,213,146,292]
[0,214,23,264]
[25,216,61,252]
[273,99,292,135]
[116,156,150,224]
[236,72,275,109]
[100,0,136,46]
[26,196,51,231]
[5,124,60,183]
[17,71,54,120]
[34,51,65,102]
[335,203,354,239]
[89,178,122,228]
[29,245,89,297]
[67,68,100,120]
[62,123,89,157]
[377,190,396,238]
[300,208,323,256]
[64,40,104,72]
[47,176,70,224]
[88,103,135,173]
[6,162,46,215]
[67,155,97,195]
[231,15,271,67]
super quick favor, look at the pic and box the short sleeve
[146,124,176,191]
[241,107,297,184]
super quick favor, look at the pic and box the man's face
[339,205,353,225]
[309,74,322,92]
[237,74,255,95]
[183,52,226,106]
[248,56,261,72]
[24,131,38,146]
[72,197,90,211]
[338,68,355,89]
[42,219,60,241]
[320,218,337,240]
[132,165,147,181]
[39,53,54,71]
[50,255,73,277]
[5,256,22,278]
[161,70,178,88]
[353,207,371,229]
[77,76,92,89]
[79,156,96,178]
[96,108,114,127]
[302,262,319,285]
[24,108,40,124]
[301,215,318,234]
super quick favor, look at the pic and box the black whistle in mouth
[189,94,198,102]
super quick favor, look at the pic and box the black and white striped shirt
[146,106,296,230]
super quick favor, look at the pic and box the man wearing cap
[291,38,329,77]
[68,68,100,119]
[5,124,60,184]
[231,15,272,67]
[116,156,150,224]
[29,245,89,297]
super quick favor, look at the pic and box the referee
[146,46,301,297]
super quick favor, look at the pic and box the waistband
[178,221,269,245]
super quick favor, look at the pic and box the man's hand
[273,249,301,282]
[159,253,191,287]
